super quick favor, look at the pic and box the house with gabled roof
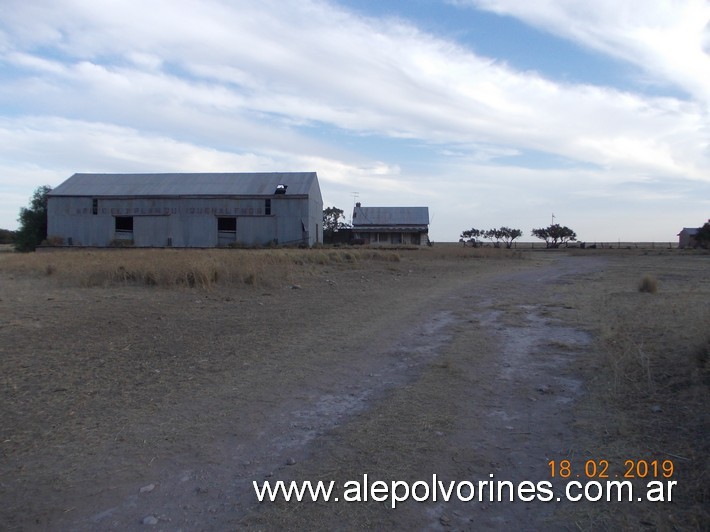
[678,227,699,248]
[678,219,710,248]
[351,203,429,245]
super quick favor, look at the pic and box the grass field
[1,245,707,530]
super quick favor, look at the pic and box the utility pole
[551,213,556,225]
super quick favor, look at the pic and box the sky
[1,0,709,243]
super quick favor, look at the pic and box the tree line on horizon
[460,224,579,249]
[459,227,523,248]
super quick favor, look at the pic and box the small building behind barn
[351,203,429,245]
[677,227,699,249]
[47,172,323,247]
[678,218,710,248]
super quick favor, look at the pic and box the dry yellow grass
[429,243,529,260]
[0,247,404,289]
[568,254,710,530]
[0,243,530,289]
[638,273,658,293]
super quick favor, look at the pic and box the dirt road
[1,250,700,530]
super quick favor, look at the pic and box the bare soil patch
[0,247,707,530]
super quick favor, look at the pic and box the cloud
[453,0,710,102]
[0,115,403,220]
[2,0,707,180]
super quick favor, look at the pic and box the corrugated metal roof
[352,206,429,227]
[49,172,318,197]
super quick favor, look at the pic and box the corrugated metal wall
[47,194,322,247]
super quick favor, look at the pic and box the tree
[695,222,710,249]
[483,228,502,247]
[322,206,350,238]
[461,227,521,248]
[0,228,16,245]
[498,227,523,249]
[460,228,484,247]
[15,185,52,252]
[531,223,577,248]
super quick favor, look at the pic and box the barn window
[264,199,271,215]
[115,216,133,232]
[92,198,98,215]
[217,217,236,232]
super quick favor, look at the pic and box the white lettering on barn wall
[68,205,265,216]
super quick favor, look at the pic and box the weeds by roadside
[0,243,534,289]
[432,245,529,260]
[638,274,658,293]
[572,257,710,530]
[0,248,403,289]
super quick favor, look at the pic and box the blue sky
[1,0,709,242]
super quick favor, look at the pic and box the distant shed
[351,204,429,245]
[47,172,323,247]
[677,227,699,249]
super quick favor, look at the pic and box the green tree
[0,228,16,245]
[695,222,710,249]
[484,228,503,247]
[322,206,350,238]
[462,227,521,248]
[498,227,523,249]
[531,224,577,248]
[460,228,483,247]
[15,185,52,252]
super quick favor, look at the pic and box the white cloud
[454,0,710,102]
[2,0,707,179]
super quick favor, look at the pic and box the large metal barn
[47,172,323,247]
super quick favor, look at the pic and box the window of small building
[391,233,402,244]
[217,217,237,232]
[115,216,133,231]
[379,233,389,243]
[92,198,98,215]
[265,199,271,215]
